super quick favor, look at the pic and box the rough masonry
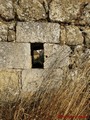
[0,0,90,102]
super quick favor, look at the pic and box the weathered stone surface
[79,3,90,25]
[0,0,14,20]
[44,44,71,68]
[22,69,44,94]
[44,69,63,90]
[0,42,31,69]
[69,46,90,69]
[8,30,15,42]
[16,0,46,21]
[49,0,90,24]
[22,68,64,94]
[0,22,8,41]
[61,25,83,45]
[49,0,80,22]
[16,22,60,43]
[83,27,90,48]
[0,70,21,102]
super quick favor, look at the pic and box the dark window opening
[31,43,44,68]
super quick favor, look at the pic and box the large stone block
[0,70,21,102]
[0,42,31,69]
[0,0,14,20]
[16,22,60,43]
[49,0,90,24]
[16,0,46,21]
[0,22,8,41]
[22,68,64,95]
[22,69,44,94]
[44,44,71,68]
[61,25,83,45]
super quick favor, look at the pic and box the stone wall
[0,0,90,102]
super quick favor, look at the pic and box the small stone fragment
[0,22,8,41]
[8,30,15,42]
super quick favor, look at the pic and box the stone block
[22,69,44,94]
[0,0,14,20]
[49,0,80,22]
[0,42,31,69]
[0,22,8,41]
[16,22,60,43]
[0,70,21,102]
[44,44,71,68]
[49,0,90,24]
[16,0,46,21]
[61,25,83,45]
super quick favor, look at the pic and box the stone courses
[0,0,90,101]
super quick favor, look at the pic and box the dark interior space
[31,43,44,68]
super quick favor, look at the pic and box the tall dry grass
[0,49,90,120]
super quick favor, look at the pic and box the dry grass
[0,49,90,120]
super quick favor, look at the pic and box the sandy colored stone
[0,0,14,20]
[16,0,46,21]
[49,0,80,22]
[0,70,21,102]
[22,69,44,93]
[8,30,15,42]
[61,25,83,45]
[49,0,90,24]
[0,22,8,41]
[0,42,31,69]
[44,44,71,68]
[83,27,90,48]
[79,3,90,25]
[16,22,60,43]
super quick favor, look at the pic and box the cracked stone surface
[16,0,47,21]
[0,42,31,69]
[61,25,83,45]
[16,22,60,43]
[0,0,15,20]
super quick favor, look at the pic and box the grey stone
[44,44,71,68]
[0,22,8,41]
[61,25,83,45]
[0,42,31,69]
[16,0,47,21]
[16,22,60,43]
[0,0,14,20]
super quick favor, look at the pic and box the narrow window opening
[31,43,44,68]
